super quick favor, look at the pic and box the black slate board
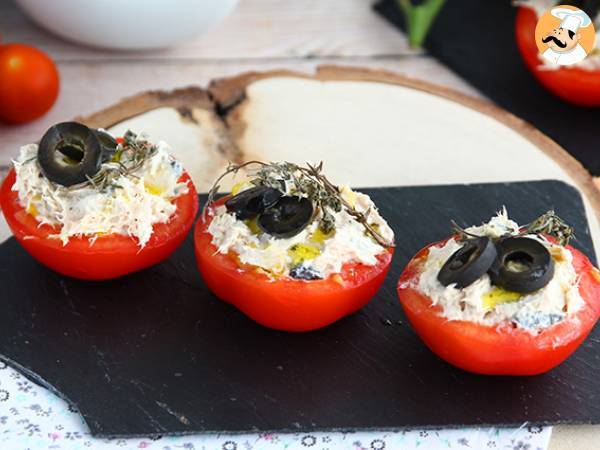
[1,180,599,438]
[374,0,600,176]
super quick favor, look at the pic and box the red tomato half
[515,6,600,107]
[397,238,600,375]
[195,198,394,332]
[0,170,198,280]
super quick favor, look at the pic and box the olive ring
[94,129,119,162]
[258,196,314,238]
[225,186,282,220]
[37,122,104,187]
[438,237,497,289]
[488,237,554,293]
[225,186,314,238]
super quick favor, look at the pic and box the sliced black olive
[258,196,314,238]
[289,264,323,280]
[488,237,554,293]
[225,186,282,220]
[438,237,497,289]
[93,129,119,162]
[37,122,103,187]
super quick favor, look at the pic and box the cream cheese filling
[414,210,584,332]
[207,185,394,279]
[12,136,189,247]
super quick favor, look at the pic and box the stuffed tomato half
[397,209,600,375]
[0,122,198,280]
[195,162,395,332]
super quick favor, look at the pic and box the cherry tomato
[0,170,199,280]
[515,7,600,107]
[195,197,394,332]
[397,238,600,375]
[0,44,60,123]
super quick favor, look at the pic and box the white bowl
[15,0,239,50]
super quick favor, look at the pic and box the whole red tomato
[515,7,600,107]
[0,44,60,123]
[397,238,600,375]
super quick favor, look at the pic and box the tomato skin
[194,198,394,332]
[0,44,60,124]
[397,239,600,375]
[515,7,600,107]
[0,170,198,280]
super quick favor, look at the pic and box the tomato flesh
[515,7,600,107]
[0,170,198,280]
[397,240,600,375]
[194,198,394,332]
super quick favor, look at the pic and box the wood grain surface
[0,0,417,61]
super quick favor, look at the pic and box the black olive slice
[93,129,119,162]
[37,122,103,187]
[258,196,314,238]
[437,237,497,288]
[488,237,554,293]
[225,186,283,220]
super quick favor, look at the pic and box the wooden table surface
[0,1,596,448]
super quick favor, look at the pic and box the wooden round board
[1,65,599,260]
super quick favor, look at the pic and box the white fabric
[0,361,553,450]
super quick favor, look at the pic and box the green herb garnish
[66,130,156,192]
[523,210,574,246]
[451,210,574,246]
[204,161,395,248]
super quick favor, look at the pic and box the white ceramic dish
[15,0,239,50]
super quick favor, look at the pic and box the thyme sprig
[451,210,574,246]
[451,220,482,241]
[253,161,343,235]
[65,130,156,192]
[203,161,395,248]
[301,162,394,248]
[522,210,574,246]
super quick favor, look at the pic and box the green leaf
[396,0,447,48]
